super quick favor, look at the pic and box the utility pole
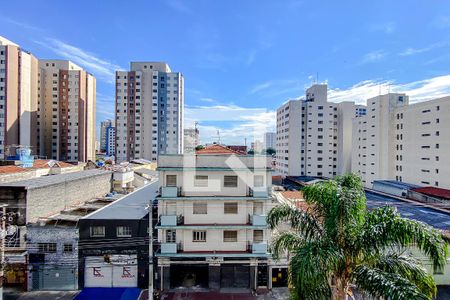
[0,205,5,300]
[147,198,154,300]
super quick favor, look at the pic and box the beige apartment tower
[37,60,96,162]
[0,36,39,158]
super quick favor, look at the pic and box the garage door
[220,265,250,288]
[84,255,137,288]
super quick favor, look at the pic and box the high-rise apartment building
[352,94,450,189]
[115,62,184,163]
[38,60,96,162]
[100,119,113,152]
[276,84,356,177]
[263,132,276,150]
[106,125,115,156]
[0,36,39,158]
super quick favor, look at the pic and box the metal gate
[220,265,250,288]
[32,265,77,290]
[84,255,138,288]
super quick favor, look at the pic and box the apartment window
[166,175,177,187]
[253,202,263,215]
[253,230,264,243]
[194,175,208,187]
[117,226,132,237]
[63,244,73,253]
[224,175,238,187]
[254,175,264,188]
[224,202,238,214]
[166,230,176,243]
[90,226,105,237]
[193,202,207,214]
[223,230,238,242]
[38,243,57,253]
[193,231,206,242]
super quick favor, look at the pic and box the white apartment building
[263,132,276,150]
[115,62,184,163]
[38,60,96,162]
[0,36,39,158]
[183,127,199,153]
[276,84,356,177]
[352,94,450,189]
[100,119,113,152]
[156,144,273,291]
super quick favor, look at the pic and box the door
[271,267,288,287]
[166,202,177,215]
[220,265,250,288]
[253,202,263,215]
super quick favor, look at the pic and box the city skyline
[1,1,450,144]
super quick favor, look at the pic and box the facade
[115,62,184,163]
[100,119,114,152]
[78,182,157,289]
[351,94,450,189]
[37,60,96,162]
[263,132,276,150]
[106,125,116,156]
[0,36,39,158]
[156,146,273,291]
[183,127,199,153]
[276,84,356,177]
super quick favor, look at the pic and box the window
[253,202,263,215]
[194,175,208,187]
[90,226,105,237]
[166,230,176,243]
[224,202,238,214]
[193,231,206,242]
[253,230,264,243]
[223,230,238,242]
[166,175,177,187]
[224,175,238,187]
[38,243,57,253]
[193,202,207,214]
[117,226,132,237]
[63,244,73,253]
[254,175,264,188]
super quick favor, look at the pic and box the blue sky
[2,0,450,144]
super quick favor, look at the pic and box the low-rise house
[77,181,157,290]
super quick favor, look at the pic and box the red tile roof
[281,190,304,201]
[0,159,75,174]
[412,187,450,200]
[196,144,243,155]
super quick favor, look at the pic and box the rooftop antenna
[217,130,221,144]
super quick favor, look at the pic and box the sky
[1,0,450,144]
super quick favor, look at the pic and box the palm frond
[267,204,322,241]
[270,231,308,259]
[352,265,430,300]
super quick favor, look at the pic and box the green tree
[247,150,255,155]
[267,174,448,300]
[195,145,204,151]
[264,147,276,155]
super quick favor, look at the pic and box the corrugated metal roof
[411,187,450,200]
[82,180,159,220]
[0,169,112,189]
[373,180,421,189]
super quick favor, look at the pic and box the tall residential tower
[115,62,184,162]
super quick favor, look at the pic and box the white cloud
[2,17,43,31]
[370,22,396,34]
[185,104,276,144]
[361,50,388,64]
[35,38,124,84]
[328,75,450,105]
[165,0,193,14]
[249,79,304,97]
[399,42,447,56]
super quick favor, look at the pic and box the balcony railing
[161,186,181,198]
[159,215,184,226]
[249,188,269,198]
[251,242,268,254]
[248,214,267,226]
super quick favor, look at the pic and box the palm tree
[268,174,448,300]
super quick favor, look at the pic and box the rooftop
[82,180,159,220]
[0,159,75,174]
[196,144,244,155]
[411,187,450,200]
[373,180,421,189]
[0,169,111,189]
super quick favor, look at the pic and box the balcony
[160,215,184,226]
[251,242,268,254]
[249,214,267,226]
[161,186,181,198]
[161,242,177,254]
[249,188,269,198]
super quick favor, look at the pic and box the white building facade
[276,84,356,177]
[115,62,184,163]
[352,94,450,189]
[263,132,276,150]
[156,148,274,291]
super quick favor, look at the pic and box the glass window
[166,230,176,243]
[63,244,73,253]
[117,226,132,237]
[90,226,105,237]
[193,231,206,242]
[224,202,238,214]
[194,175,208,187]
[224,176,238,187]
[193,202,207,214]
[253,230,264,243]
[166,175,177,187]
[38,243,57,253]
[223,231,238,242]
